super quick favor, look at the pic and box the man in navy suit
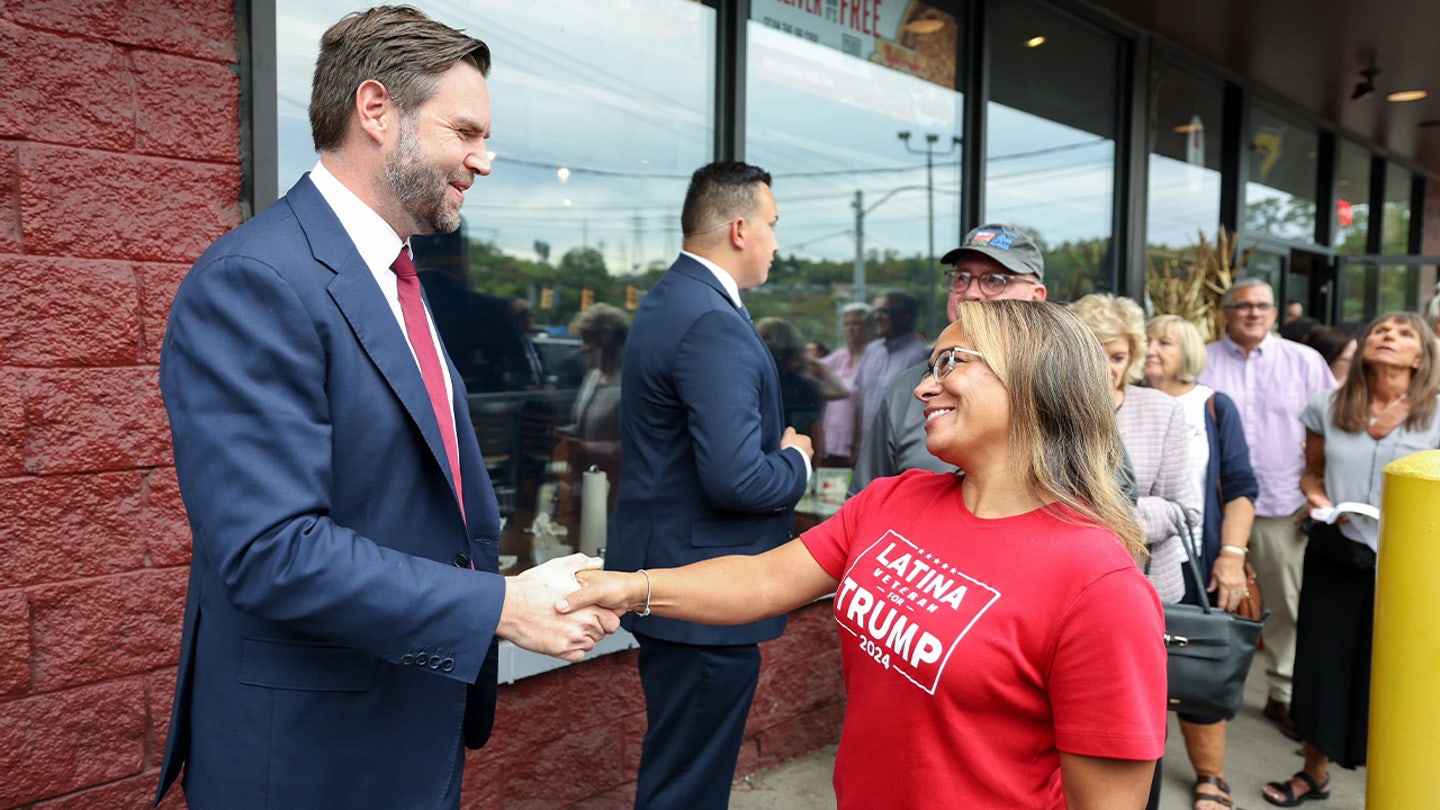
[154,8,618,809]
[605,162,813,809]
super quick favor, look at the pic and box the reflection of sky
[271,1,1148,271]
[745,23,963,263]
[984,103,1112,247]
[275,0,714,273]
[1146,154,1220,248]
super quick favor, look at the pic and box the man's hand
[780,427,813,460]
[497,553,621,662]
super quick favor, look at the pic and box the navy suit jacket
[605,254,808,645]
[155,176,504,810]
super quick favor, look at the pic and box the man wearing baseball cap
[849,223,1047,494]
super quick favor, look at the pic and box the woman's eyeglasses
[921,346,985,381]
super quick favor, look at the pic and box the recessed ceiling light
[1026,36,1046,48]
[1387,90,1428,102]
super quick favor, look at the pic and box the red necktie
[391,247,464,519]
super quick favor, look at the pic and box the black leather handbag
[1162,513,1269,719]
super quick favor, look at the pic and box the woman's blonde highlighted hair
[1070,293,1147,386]
[953,300,1146,559]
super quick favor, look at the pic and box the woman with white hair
[818,302,874,467]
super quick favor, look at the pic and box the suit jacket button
[413,651,428,666]
[429,654,443,668]
[401,654,415,665]
[440,658,455,672]
[453,553,471,568]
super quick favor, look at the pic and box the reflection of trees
[464,238,657,328]
[1245,195,1315,240]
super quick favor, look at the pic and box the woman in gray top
[1263,310,1440,807]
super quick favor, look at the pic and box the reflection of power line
[988,137,1111,163]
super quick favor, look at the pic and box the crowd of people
[153,6,1436,809]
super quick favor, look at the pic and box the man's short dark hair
[877,289,919,320]
[310,5,491,152]
[681,161,773,236]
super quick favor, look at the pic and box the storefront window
[1381,163,1413,256]
[1243,104,1317,243]
[1145,61,1223,295]
[1378,264,1416,314]
[985,0,1120,301]
[271,0,716,576]
[746,0,966,342]
[1333,141,1370,254]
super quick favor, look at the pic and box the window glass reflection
[1382,163,1412,256]
[273,0,715,573]
[1244,104,1317,242]
[1378,263,1416,313]
[745,1,965,341]
[1145,61,1223,293]
[985,0,1120,301]
[1333,141,1370,254]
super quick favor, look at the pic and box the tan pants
[1250,515,1308,702]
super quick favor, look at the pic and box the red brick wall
[0,0,240,807]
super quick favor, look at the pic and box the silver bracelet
[1219,545,1248,558]
[635,569,652,617]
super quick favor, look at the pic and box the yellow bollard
[1368,449,1440,808]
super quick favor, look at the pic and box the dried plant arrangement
[1146,227,1259,342]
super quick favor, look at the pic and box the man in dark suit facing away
[154,8,618,809]
[605,161,814,809]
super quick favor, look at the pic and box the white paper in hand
[1310,501,1380,524]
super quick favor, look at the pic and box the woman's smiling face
[914,323,1012,466]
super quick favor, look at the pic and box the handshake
[496,553,637,662]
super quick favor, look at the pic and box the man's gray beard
[383,114,461,235]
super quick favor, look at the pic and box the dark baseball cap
[940,224,1044,280]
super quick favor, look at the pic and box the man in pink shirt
[1198,278,1335,738]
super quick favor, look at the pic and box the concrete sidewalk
[729,653,1367,809]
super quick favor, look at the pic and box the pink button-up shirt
[1198,333,1336,517]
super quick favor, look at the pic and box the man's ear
[727,217,746,251]
[1031,284,1049,302]
[354,79,393,145]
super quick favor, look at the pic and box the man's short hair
[1221,277,1273,307]
[681,161,772,236]
[875,290,919,320]
[310,6,491,152]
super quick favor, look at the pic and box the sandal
[1193,775,1233,809]
[1262,770,1330,807]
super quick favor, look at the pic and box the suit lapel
[287,177,461,507]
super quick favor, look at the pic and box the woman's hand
[1209,554,1248,614]
[557,569,647,616]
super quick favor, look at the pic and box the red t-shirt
[801,470,1166,809]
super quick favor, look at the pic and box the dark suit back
[156,176,504,810]
[606,255,807,646]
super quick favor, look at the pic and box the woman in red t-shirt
[562,300,1167,809]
